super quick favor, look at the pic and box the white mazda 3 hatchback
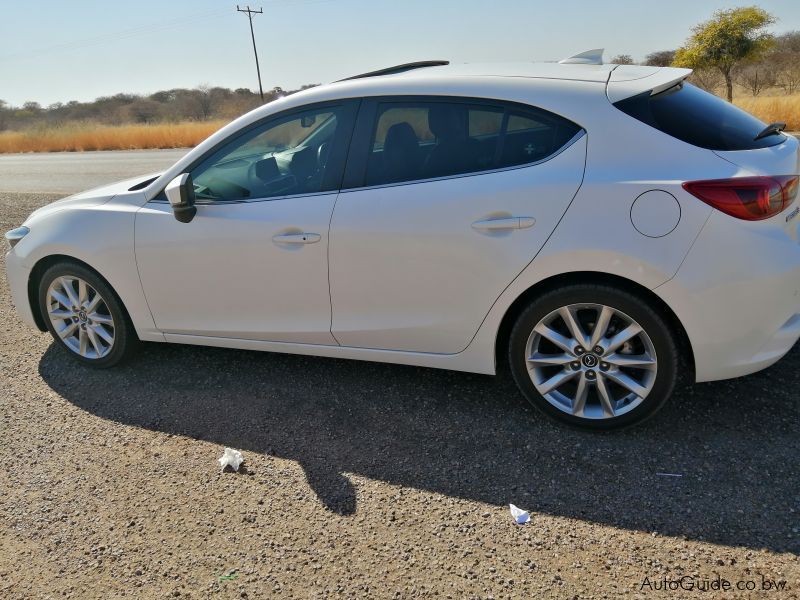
[5,56,800,429]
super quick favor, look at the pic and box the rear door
[328,97,587,353]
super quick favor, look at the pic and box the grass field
[0,121,228,153]
[734,95,800,131]
[0,94,797,154]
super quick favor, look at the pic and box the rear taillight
[682,175,799,221]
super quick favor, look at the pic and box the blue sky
[1,0,798,107]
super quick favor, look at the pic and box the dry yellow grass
[0,121,228,153]
[734,94,800,131]
[0,94,797,154]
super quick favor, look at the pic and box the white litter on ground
[218,447,244,472]
[509,503,530,525]
[655,472,683,477]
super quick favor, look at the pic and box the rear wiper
[754,122,786,141]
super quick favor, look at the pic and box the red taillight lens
[682,175,799,221]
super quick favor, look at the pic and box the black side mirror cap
[164,173,197,223]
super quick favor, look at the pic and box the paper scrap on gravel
[218,448,244,472]
[509,503,530,525]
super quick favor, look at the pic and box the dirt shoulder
[1,193,798,599]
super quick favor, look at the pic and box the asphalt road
[0,149,186,194]
[1,171,799,597]
[1,137,798,195]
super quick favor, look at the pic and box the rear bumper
[5,249,38,330]
[655,210,800,382]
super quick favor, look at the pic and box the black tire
[508,284,679,430]
[38,261,138,368]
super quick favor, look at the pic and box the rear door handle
[272,232,321,244]
[471,217,535,231]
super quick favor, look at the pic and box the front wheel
[38,261,138,367]
[508,284,679,430]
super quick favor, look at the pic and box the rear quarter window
[613,82,786,151]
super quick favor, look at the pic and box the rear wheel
[38,261,138,367]
[508,284,678,429]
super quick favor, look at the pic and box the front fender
[14,194,162,341]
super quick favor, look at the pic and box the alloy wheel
[45,276,115,359]
[525,303,658,419]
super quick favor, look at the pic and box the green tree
[673,6,776,101]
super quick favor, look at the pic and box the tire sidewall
[508,285,678,430]
[38,262,136,368]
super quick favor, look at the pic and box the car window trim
[341,95,584,191]
[151,98,360,203]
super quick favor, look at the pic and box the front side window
[190,104,351,202]
[364,99,581,186]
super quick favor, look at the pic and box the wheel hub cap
[581,354,598,368]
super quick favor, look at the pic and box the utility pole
[236,5,265,102]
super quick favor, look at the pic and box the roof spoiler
[607,66,693,102]
[559,49,604,65]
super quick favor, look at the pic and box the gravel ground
[1,192,798,599]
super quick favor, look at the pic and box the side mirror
[164,173,197,223]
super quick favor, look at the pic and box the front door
[135,100,357,344]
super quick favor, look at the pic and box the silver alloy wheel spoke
[595,373,616,417]
[86,327,102,356]
[78,279,89,306]
[58,321,78,340]
[527,352,574,366]
[50,289,72,310]
[61,277,79,308]
[525,302,658,420]
[604,353,656,369]
[79,327,89,356]
[558,306,588,349]
[572,373,589,416]
[46,276,115,359]
[603,370,649,398]
[93,325,114,344]
[589,305,613,349]
[533,323,575,354]
[604,323,643,355]
[86,294,102,313]
[538,369,579,395]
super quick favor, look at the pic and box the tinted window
[364,100,581,186]
[613,82,786,151]
[190,104,351,202]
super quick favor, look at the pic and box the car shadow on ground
[39,340,799,553]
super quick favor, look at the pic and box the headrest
[385,122,418,147]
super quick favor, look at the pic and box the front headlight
[4,226,30,249]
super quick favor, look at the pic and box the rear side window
[364,100,581,186]
[613,82,786,151]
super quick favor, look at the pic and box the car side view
[5,51,800,429]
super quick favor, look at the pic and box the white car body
[6,61,800,388]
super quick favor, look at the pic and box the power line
[236,5,265,102]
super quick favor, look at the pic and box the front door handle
[272,232,321,244]
[471,217,536,231]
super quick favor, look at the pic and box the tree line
[0,84,318,132]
